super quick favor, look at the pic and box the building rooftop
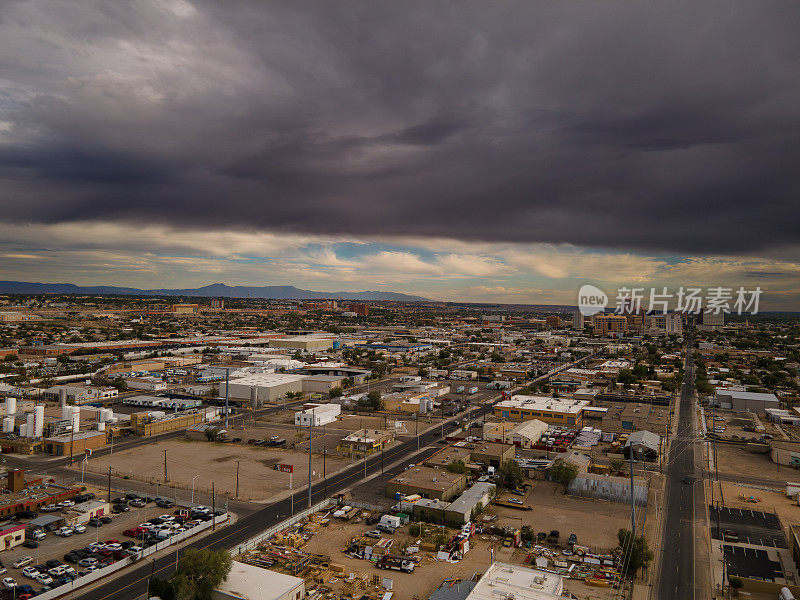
[388,466,466,493]
[215,561,303,600]
[497,395,590,414]
[227,373,307,387]
[468,562,563,600]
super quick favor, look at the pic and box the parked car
[78,558,98,567]
[129,499,146,508]
[364,530,382,539]
[2,577,16,589]
[36,573,54,585]
[12,557,33,569]
[112,504,130,513]
[21,567,38,579]
[21,540,38,548]
[99,516,112,524]
[72,524,86,534]
[55,527,74,537]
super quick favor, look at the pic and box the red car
[123,528,143,537]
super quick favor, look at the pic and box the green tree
[616,529,654,580]
[447,459,469,474]
[204,427,224,442]
[609,458,625,474]
[149,577,176,600]
[546,458,578,490]
[357,390,383,411]
[328,386,343,398]
[170,548,232,600]
[497,459,524,489]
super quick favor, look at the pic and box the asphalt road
[657,330,705,600]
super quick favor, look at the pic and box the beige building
[337,429,392,457]
[270,336,335,352]
[214,561,305,600]
[386,466,469,501]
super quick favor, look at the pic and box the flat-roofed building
[43,430,107,456]
[494,395,589,428]
[213,561,305,600]
[294,403,341,427]
[716,389,780,413]
[301,375,346,394]
[220,373,306,403]
[337,428,392,457]
[386,466,468,501]
[470,441,515,468]
[593,314,628,336]
[467,562,563,600]
[270,335,336,352]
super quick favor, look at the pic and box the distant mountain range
[0,281,430,302]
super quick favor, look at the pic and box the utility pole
[235,461,240,499]
[163,449,168,482]
[415,414,419,451]
[308,408,314,509]
[69,426,74,466]
[107,466,111,503]
[629,448,636,539]
[212,482,216,531]
[224,369,230,430]
[323,445,327,498]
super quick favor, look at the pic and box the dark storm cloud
[1,0,799,254]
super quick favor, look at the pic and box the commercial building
[715,390,780,413]
[219,373,306,403]
[386,466,469,501]
[494,395,589,428]
[43,430,107,456]
[301,375,347,394]
[770,441,800,467]
[593,314,628,336]
[484,419,548,448]
[171,303,198,314]
[598,402,670,434]
[301,363,371,383]
[124,376,167,392]
[470,442,515,468]
[624,430,661,461]
[294,403,341,427]
[0,524,26,552]
[213,561,305,600]
[270,335,336,352]
[646,313,683,335]
[571,310,585,330]
[467,563,563,600]
[65,500,111,524]
[703,310,725,328]
[337,429,393,457]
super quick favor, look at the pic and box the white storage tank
[70,406,80,433]
[25,413,34,437]
[2,417,13,433]
[19,423,28,437]
[58,387,68,407]
[5,397,16,416]
[33,405,45,438]
[100,408,114,422]
[97,421,106,432]
[62,405,72,421]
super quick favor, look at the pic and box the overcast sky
[1,1,799,307]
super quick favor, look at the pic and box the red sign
[273,463,293,473]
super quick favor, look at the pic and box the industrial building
[43,430,107,456]
[715,389,780,413]
[270,335,336,352]
[294,403,341,427]
[483,419,548,448]
[494,395,589,427]
[593,314,629,336]
[624,430,661,461]
[219,373,307,404]
[129,410,206,436]
[301,375,347,394]
[0,523,26,552]
[213,561,305,600]
[386,466,469,501]
[43,384,118,404]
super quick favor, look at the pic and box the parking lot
[709,506,786,548]
[723,545,785,581]
[0,496,222,596]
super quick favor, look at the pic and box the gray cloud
[0,0,799,254]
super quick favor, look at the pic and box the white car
[2,577,16,589]
[21,567,38,579]
[48,566,66,577]
[12,557,32,569]
[72,524,86,534]
[60,500,75,507]
[35,573,53,585]
[88,542,105,550]
[105,543,122,551]
[78,557,98,567]
[125,545,143,556]
[714,416,725,422]
[55,526,74,537]
[714,426,726,433]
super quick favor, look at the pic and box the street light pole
[191,475,199,506]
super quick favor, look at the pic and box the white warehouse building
[294,403,341,427]
[219,373,306,403]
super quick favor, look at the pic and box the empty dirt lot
[75,438,351,501]
[486,480,641,551]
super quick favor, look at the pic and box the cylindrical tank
[33,405,45,438]
[2,417,13,433]
[61,405,71,421]
[18,423,28,437]
[5,397,16,416]
[96,421,106,432]
[250,386,258,410]
[418,399,428,414]
[25,413,34,437]
[70,406,80,433]
[781,587,796,600]
[58,388,67,407]
[100,408,113,422]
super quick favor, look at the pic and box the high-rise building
[703,311,724,328]
[571,310,584,330]
[593,314,628,336]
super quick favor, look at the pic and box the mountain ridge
[0,281,430,302]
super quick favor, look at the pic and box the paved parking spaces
[709,506,786,548]
[723,545,785,581]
